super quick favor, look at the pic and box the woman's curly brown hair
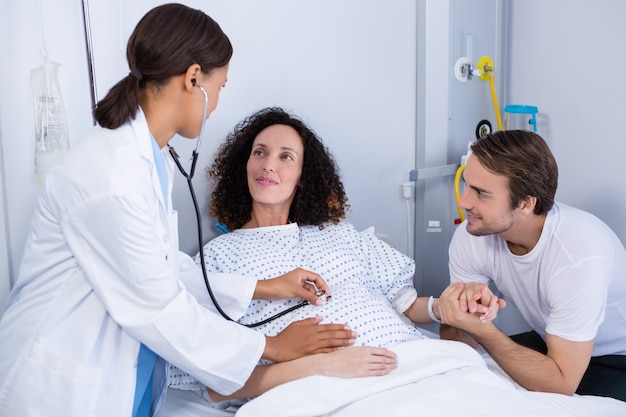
[207,107,350,231]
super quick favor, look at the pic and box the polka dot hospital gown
[199,222,426,352]
[168,221,428,391]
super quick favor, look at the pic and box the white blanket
[236,339,626,417]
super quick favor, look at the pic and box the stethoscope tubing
[168,83,308,328]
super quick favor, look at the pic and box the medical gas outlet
[402,182,413,200]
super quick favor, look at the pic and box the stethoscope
[167,81,324,328]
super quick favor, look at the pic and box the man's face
[458,154,518,237]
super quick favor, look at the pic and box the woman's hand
[308,346,398,378]
[254,267,330,305]
[209,345,397,402]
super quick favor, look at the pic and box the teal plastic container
[504,104,538,132]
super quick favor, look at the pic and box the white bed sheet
[162,338,626,417]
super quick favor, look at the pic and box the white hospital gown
[168,221,425,394]
[199,221,424,349]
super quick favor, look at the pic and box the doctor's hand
[263,316,357,362]
[254,267,330,306]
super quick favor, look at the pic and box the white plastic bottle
[31,57,69,186]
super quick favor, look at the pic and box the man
[436,129,626,401]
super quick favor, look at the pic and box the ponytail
[93,75,141,129]
[92,4,232,130]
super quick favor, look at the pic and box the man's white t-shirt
[449,202,626,357]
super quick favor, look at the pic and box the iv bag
[31,57,70,186]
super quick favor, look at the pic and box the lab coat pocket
[3,341,103,417]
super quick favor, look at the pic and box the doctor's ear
[185,63,202,89]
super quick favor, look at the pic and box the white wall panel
[507,0,626,246]
[0,1,417,299]
[0,114,10,309]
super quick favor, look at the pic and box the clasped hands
[437,281,507,330]
[259,270,507,362]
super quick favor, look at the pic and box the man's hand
[262,317,357,362]
[438,282,503,329]
[254,268,329,306]
[454,282,506,323]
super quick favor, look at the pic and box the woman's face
[246,124,304,213]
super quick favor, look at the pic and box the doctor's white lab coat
[0,110,265,417]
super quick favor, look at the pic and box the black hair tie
[129,69,143,81]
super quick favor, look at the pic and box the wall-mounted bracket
[409,164,460,182]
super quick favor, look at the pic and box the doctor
[0,4,396,417]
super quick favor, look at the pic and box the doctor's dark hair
[208,107,350,231]
[93,3,232,129]
[470,130,558,215]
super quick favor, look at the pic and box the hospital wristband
[428,296,441,323]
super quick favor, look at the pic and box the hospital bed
[162,336,626,417]
[161,227,626,416]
